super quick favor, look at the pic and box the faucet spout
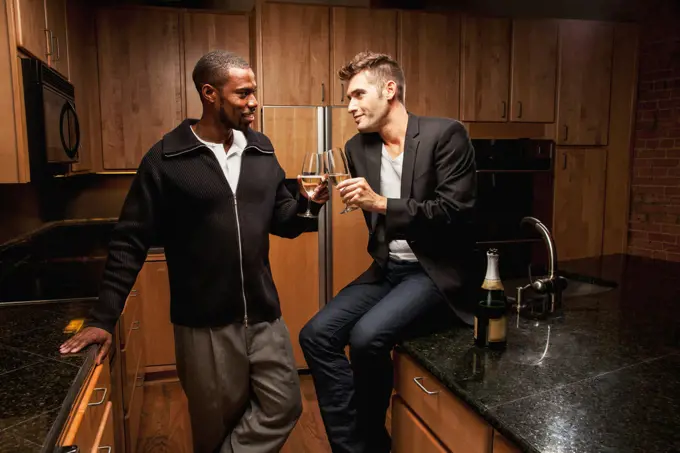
[519,216,566,316]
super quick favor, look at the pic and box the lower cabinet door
[392,396,449,453]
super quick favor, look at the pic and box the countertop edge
[396,345,540,453]
[42,344,98,453]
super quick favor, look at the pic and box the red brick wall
[628,15,680,261]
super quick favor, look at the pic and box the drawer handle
[88,387,108,406]
[98,447,112,453]
[136,374,144,388]
[131,320,140,330]
[130,289,137,296]
[413,377,439,395]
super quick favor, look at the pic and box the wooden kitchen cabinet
[461,16,557,123]
[13,0,48,62]
[392,396,448,453]
[398,11,460,119]
[510,19,558,122]
[557,20,614,146]
[262,106,321,368]
[139,258,175,369]
[14,0,69,78]
[460,16,511,122]
[331,7,397,106]
[493,430,522,453]
[45,0,68,78]
[96,7,183,170]
[67,0,101,174]
[553,147,608,260]
[261,3,329,106]
[183,11,251,119]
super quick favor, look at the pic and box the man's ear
[201,84,218,104]
[384,80,397,101]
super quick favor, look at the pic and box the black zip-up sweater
[88,119,320,334]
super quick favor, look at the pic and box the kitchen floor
[137,375,385,452]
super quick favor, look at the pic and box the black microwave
[21,57,80,180]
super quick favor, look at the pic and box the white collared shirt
[190,126,247,194]
[380,144,418,262]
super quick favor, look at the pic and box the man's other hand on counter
[59,327,112,365]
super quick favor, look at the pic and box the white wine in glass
[297,151,324,218]
[325,148,359,214]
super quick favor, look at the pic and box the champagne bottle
[474,249,508,350]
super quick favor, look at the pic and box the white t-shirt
[380,144,418,262]
[190,126,247,194]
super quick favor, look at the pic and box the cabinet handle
[341,83,345,104]
[88,387,108,406]
[44,29,52,56]
[517,101,523,118]
[98,447,112,453]
[501,101,507,118]
[562,124,569,142]
[131,320,140,330]
[321,83,325,103]
[136,374,144,387]
[413,377,439,395]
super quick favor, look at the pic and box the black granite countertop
[0,300,98,453]
[399,254,680,453]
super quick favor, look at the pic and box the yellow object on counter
[63,318,84,334]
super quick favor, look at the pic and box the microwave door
[42,85,79,163]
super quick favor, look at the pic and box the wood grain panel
[460,16,511,122]
[392,396,448,453]
[331,7,397,106]
[261,3,329,106]
[97,8,183,170]
[330,107,372,295]
[0,0,25,183]
[67,0,102,173]
[15,0,47,60]
[183,12,251,119]
[140,261,175,368]
[262,106,318,177]
[553,147,607,260]
[602,23,639,255]
[557,20,614,146]
[493,430,522,453]
[46,0,69,78]
[263,106,320,369]
[399,12,460,119]
[510,19,558,123]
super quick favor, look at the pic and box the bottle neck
[482,253,504,291]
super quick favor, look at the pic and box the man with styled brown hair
[300,51,477,453]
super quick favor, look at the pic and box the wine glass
[297,151,324,218]
[325,148,359,214]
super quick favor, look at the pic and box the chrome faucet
[516,216,567,318]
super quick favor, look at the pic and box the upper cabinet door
[557,20,614,146]
[15,0,48,61]
[183,12,251,119]
[399,12,461,119]
[331,7,397,106]
[45,0,69,79]
[510,19,558,123]
[460,16,511,122]
[97,8,183,170]
[261,3,329,106]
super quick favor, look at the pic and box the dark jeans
[299,260,446,453]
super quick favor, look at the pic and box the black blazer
[344,113,477,322]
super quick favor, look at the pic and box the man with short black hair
[60,50,329,453]
[300,51,477,453]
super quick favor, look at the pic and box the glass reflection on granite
[0,345,44,376]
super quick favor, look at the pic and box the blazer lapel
[363,134,382,232]
[401,114,420,198]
